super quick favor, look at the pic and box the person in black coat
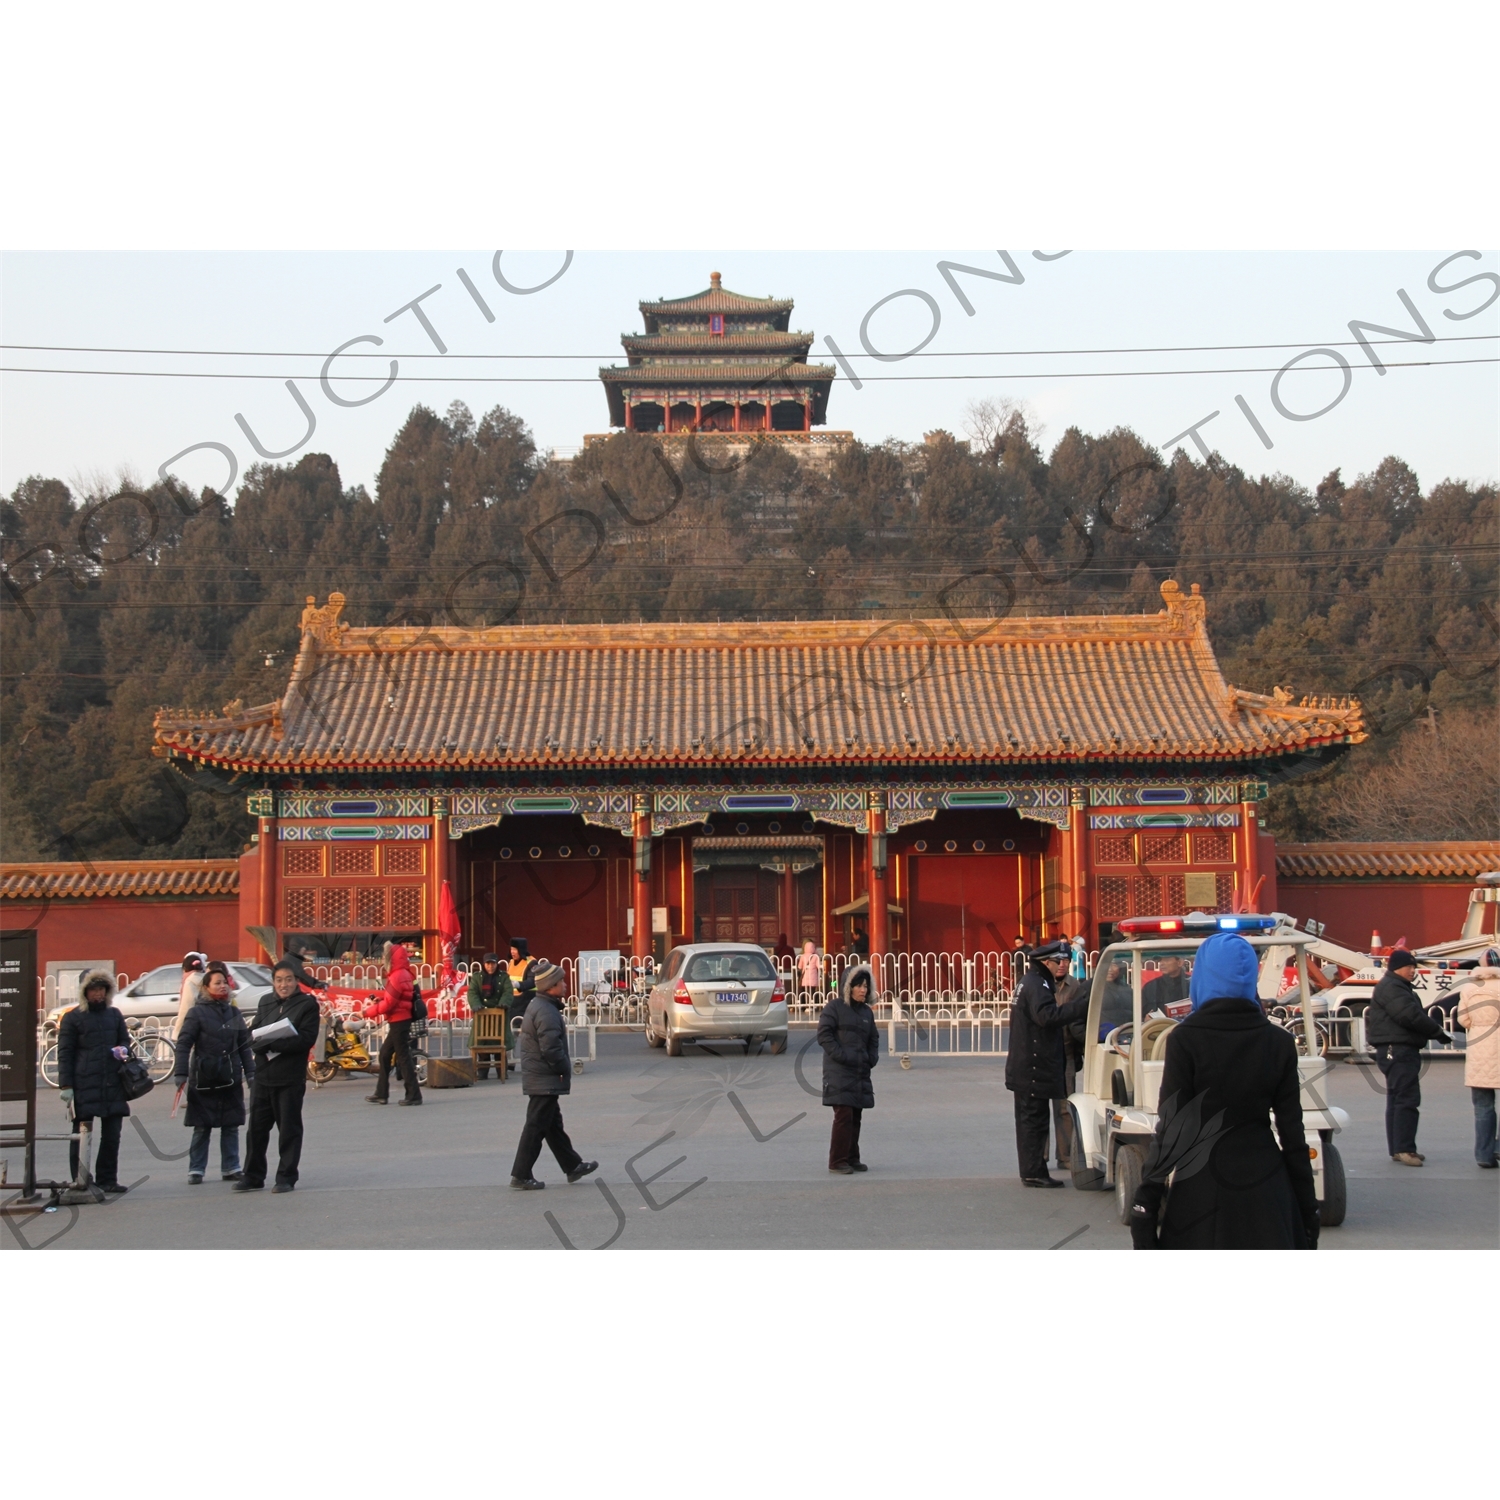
[510,962,597,1190]
[1005,940,1089,1186]
[1130,931,1320,1250]
[1365,948,1450,1165]
[237,959,321,1193]
[818,964,881,1173]
[56,970,132,1194]
[172,960,256,1184]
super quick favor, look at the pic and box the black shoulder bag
[193,1012,238,1091]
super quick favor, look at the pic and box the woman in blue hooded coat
[1130,932,1319,1250]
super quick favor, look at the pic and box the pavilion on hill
[596,271,849,446]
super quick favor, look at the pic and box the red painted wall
[2,897,243,1009]
[1274,881,1477,950]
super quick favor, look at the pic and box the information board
[1,930,39,1104]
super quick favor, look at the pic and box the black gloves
[1304,1208,1321,1250]
[1129,1201,1160,1250]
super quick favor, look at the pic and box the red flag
[438,879,463,1013]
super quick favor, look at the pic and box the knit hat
[1188,931,1260,1011]
[530,960,565,994]
[1387,948,1420,971]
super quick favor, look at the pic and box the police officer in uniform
[1005,939,1090,1187]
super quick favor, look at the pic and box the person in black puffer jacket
[1005,940,1090,1187]
[1365,948,1450,1165]
[57,970,133,1193]
[509,962,597,1190]
[818,964,881,1173]
[238,959,321,1193]
[173,960,256,1184]
[1131,931,1319,1250]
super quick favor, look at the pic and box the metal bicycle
[38,1021,176,1089]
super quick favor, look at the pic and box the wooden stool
[471,1009,509,1081]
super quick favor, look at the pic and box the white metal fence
[32,955,1475,1067]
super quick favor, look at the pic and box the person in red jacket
[364,943,423,1106]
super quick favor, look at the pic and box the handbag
[194,1048,235,1090]
[192,1011,240,1090]
[119,1054,155,1101]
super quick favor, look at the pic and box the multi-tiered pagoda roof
[599,271,836,433]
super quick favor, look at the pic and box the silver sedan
[645,943,790,1056]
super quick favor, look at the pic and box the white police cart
[1066,913,1349,1229]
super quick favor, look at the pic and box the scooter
[309,1013,375,1085]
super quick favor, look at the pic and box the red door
[465,857,610,962]
[908,855,1019,956]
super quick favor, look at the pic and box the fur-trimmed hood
[839,964,876,1004]
[78,969,116,1003]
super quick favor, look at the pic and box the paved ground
[4,1035,1495,1250]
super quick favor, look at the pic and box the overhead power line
[4,356,1496,384]
[2,334,1494,360]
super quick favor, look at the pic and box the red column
[257,809,277,961]
[867,792,889,966]
[1069,786,1092,946]
[781,861,796,948]
[632,794,653,961]
[695,398,702,431]
[733,401,741,433]
[679,830,695,945]
[1241,785,1263,910]
[803,398,811,431]
[624,400,634,431]
[429,795,449,968]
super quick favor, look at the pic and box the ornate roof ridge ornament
[299,590,348,647]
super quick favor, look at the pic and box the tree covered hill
[2,399,1494,863]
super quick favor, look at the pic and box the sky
[3,249,1495,502]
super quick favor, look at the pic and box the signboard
[1,930,39,1104]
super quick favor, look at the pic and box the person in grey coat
[509,961,598,1190]
[817,964,881,1173]
[172,960,256,1183]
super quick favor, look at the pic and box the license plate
[715,991,750,1004]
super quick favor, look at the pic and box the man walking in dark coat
[238,959,320,1193]
[817,965,881,1173]
[510,962,597,1190]
[56,970,133,1194]
[1366,948,1449,1166]
[1005,940,1090,1186]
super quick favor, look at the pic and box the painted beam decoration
[1090,811,1241,829]
[256,781,1260,838]
[280,823,429,841]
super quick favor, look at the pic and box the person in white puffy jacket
[174,952,207,1036]
[1456,949,1500,1169]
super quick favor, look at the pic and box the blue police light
[1119,913,1280,936]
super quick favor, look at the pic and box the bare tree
[962,397,1041,461]
[1323,709,1500,841]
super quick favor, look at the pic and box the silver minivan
[645,944,790,1056]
